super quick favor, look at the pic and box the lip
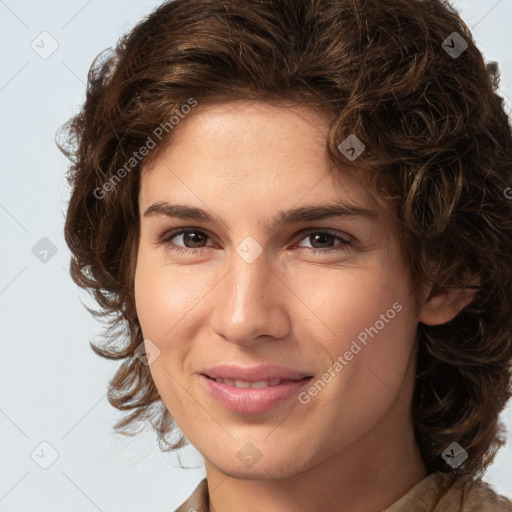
[200,364,312,382]
[199,374,313,414]
[198,364,313,414]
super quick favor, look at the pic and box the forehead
[143,100,332,177]
[142,101,364,191]
[138,100,394,232]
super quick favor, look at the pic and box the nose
[209,249,291,346]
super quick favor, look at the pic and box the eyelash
[158,228,352,255]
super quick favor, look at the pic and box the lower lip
[199,375,313,414]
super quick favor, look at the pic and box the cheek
[133,250,202,412]
[134,246,209,339]
[305,260,417,394]
[134,269,172,340]
[301,266,410,347]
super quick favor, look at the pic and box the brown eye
[160,229,213,254]
[306,232,337,249]
[179,230,208,248]
[297,230,352,253]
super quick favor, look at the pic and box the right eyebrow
[143,202,225,224]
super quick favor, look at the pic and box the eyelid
[293,227,353,244]
[158,226,218,246]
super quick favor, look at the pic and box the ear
[418,283,479,326]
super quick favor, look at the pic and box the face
[134,100,422,479]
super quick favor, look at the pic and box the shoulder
[445,473,512,512]
[173,478,209,512]
[385,471,512,512]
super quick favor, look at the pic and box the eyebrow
[143,200,378,229]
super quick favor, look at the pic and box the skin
[134,100,475,512]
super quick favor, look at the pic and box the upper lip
[201,364,313,382]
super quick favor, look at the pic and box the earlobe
[418,286,479,326]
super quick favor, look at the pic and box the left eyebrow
[143,200,378,229]
[271,200,378,227]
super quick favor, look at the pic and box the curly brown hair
[57,0,512,478]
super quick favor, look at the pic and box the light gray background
[1,1,511,511]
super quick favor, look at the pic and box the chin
[205,448,314,480]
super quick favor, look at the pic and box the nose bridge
[228,248,273,321]
[211,247,290,343]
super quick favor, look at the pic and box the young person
[58,0,512,510]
